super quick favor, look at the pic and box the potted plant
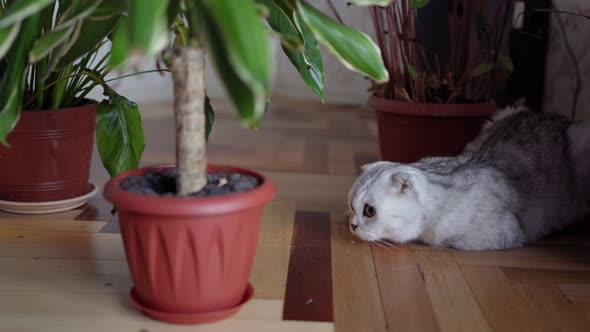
[103,0,388,325]
[0,0,146,210]
[367,0,516,162]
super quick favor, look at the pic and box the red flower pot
[0,105,96,202]
[368,95,496,163]
[104,164,276,324]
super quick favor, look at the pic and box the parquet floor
[0,95,589,331]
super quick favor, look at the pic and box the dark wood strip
[283,211,333,322]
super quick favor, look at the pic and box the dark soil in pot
[119,169,260,197]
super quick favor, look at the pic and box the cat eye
[363,204,376,218]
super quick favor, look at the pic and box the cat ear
[361,161,391,172]
[391,172,412,193]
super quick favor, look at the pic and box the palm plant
[0,0,145,178]
[110,0,390,195]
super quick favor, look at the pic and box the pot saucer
[0,182,99,214]
[129,283,255,324]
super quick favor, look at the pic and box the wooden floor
[1,95,589,331]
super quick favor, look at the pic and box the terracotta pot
[0,105,96,202]
[368,95,496,163]
[103,164,276,324]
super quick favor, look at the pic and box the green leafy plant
[0,0,146,177]
[110,0,389,195]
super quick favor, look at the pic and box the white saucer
[0,182,99,214]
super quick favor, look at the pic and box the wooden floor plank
[502,267,590,282]
[558,283,590,303]
[372,246,439,332]
[5,320,333,332]
[460,265,548,332]
[250,201,296,299]
[452,246,590,271]
[577,303,590,318]
[0,218,106,233]
[327,142,357,176]
[330,214,387,332]
[415,250,492,332]
[514,280,590,331]
[0,257,131,294]
[0,292,333,332]
[0,229,125,260]
[266,171,355,213]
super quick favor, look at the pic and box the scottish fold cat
[347,106,590,250]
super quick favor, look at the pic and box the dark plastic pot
[103,164,276,324]
[0,105,96,202]
[368,95,496,163]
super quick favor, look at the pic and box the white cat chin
[354,227,418,244]
[374,225,420,244]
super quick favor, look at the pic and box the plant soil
[119,169,260,197]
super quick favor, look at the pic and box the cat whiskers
[371,239,399,251]
[370,240,390,252]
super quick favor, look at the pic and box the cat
[347,106,590,250]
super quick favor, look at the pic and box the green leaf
[29,25,75,62]
[96,93,145,177]
[254,2,270,17]
[128,0,168,60]
[0,0,52,30]
[42,20,82,80]
[202,0,271,97]
[109,15,129,68]
[296,1,389,83]
[167,0,181,28]
[56,1,123,68]
[261,0,324,100]
[406,63,419,80]
[267,0,297,14]
[205,95,215,142]
[199,7,266,128]
[498,55,514,73]
[411,0,431,9]
[470,62,495,78]
[0,22,20,59]
[275,31,303,51]
[257,0,302,42]
[54,0,101,29]
[0,14,40,145]
[347,0,394,6]
[292,12,325,100]
[90,0,126,19]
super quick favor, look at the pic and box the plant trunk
[170,47,207,195]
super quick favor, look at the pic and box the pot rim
[104,164,276,217]
[21,99,98,113]
[368,94,496,117]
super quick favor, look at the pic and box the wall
[543,0,590,120]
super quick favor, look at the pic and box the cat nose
[351,223,358,231]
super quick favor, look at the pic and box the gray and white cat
[347,106,590,250]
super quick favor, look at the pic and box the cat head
[347,162,425,244]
